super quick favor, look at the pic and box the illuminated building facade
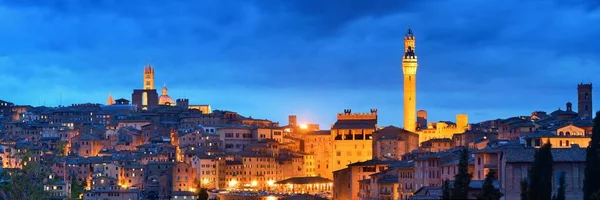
[418,114,469,143]
[331,109,377,172]
[372,126,419,160]
[188,105,212,114]
[302,130,333,179]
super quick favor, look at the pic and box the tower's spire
[407,26,413,36]
[107,93,114,105]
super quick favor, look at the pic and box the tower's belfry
[144,61,155,90]
[402,28,418,132]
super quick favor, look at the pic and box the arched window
[566,132,571,136]
[559,140,563,146]
[559,131,564,136]
[566,140,570,146]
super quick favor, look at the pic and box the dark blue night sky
[0,0,598,127]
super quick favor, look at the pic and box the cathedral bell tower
[402,28,418,132]
[144,61,155,90]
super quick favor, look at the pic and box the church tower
[144,61,155,90]
[402,28,418,132]
[578,83,593,119]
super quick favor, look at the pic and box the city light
[251,180,258,187]
[299,124,308,129]
[267,180,275,186]
[266,196,278,200]
[228,180,238,188]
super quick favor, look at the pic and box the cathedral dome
[158,85,175,106]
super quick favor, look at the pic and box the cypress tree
[520,179,528,200]
[553,172,566,200]
[584,111,600,200]
[197,188,209,200]
[527,142,553,200]
[69,176,86,200]
[442,179,451,199]
[476,169,503,200]
[452,147,472,199]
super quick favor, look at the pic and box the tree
[520,179,528,200]
[584,111,600,200]
[0,151,49,200]
[442,179,451,200]
[55,141,67,157]
[476,169,503,200]
[69,176,85,200]
[452,147,472,199]
[197,187,209,200]
[553,172,566,200]
[527,142,553,200]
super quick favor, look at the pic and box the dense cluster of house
[333,105,593,200]
[0,83,594,200]
[0,99,331,200]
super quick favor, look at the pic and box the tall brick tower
[402,28,418,132]
[578,83,593,119]
[144,60,155,90]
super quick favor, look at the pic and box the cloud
[0,0,599,126]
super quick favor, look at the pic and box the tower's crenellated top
[337,109,378,120]
[402,27,418,75]
[404,28,416,57]
[578,83,593,89]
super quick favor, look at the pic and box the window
[559,140,563,146]
[585,93,589,99]
[566,140,570,146]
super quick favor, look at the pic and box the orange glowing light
[299,124,308,129]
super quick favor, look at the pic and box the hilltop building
[331,109,378,172]
[132,62,159,110]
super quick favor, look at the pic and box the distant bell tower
[402,28,418,132]
[578,83,593,119]
[144,61,155,90]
